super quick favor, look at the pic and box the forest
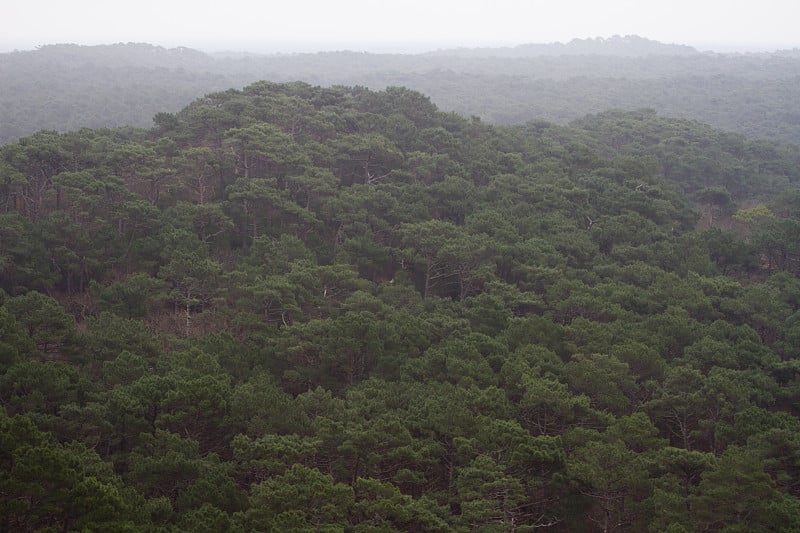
[2,80,800,531]
[3,37,800,145]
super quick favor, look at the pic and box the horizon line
[1,36,798,56]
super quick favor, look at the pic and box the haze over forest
[3,5,800,530]
[3,36,800,146]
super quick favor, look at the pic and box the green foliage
[690,447,791,532]
[5,291,76,354]
[0,412,144,531]
[93,273,168,319]
[237,464,354,531]
[0,81,798,530]
[0,305,35,370]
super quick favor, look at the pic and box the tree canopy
[1,81,799,531]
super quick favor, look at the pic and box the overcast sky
[4,0,799,53]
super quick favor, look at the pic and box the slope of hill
[2,82,800,531]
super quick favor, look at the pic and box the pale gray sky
[4,0,799,53]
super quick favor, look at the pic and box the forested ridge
[2,82,800,531]
[4,39,800,145]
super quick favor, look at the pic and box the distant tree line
[3,41,800,145]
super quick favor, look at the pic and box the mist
[5,0,799,54]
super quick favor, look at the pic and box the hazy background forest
[3,36,800,145]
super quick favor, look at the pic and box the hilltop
[1,82,799,531]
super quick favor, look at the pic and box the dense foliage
[2,82,800,531]
[3,40,800,145]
